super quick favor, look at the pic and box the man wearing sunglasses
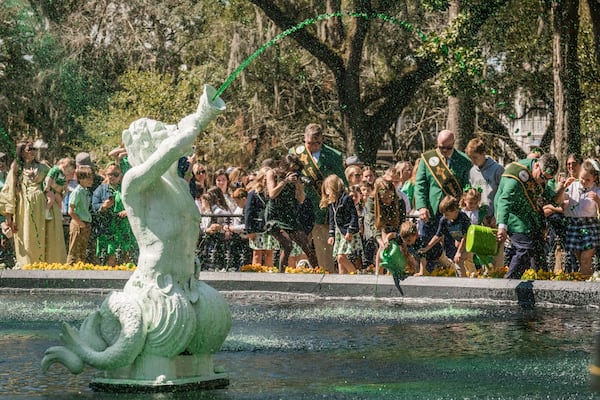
[414,129,472,273]
[495,153,565,279]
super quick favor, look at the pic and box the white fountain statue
[41,85,231,392]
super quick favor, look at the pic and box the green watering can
[465,225,499,256]
[379,241,407,274]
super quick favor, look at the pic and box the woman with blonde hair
[244,167,275,267]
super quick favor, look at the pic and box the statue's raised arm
[120,85,225,283]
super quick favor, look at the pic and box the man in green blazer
[414,130,472,264]
[290,123,347,273]
[494,154,563,279]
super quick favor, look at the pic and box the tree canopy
[0,0,598,169]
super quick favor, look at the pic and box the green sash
[421,149,462,199]
[294,145,324,192]
[502,162,541,211]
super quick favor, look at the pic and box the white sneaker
[296,259,312,268]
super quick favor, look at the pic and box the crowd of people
[0,144,136,269]
[1,125,599,280]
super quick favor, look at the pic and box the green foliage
[421,0,450,12]
[1,0,596,168]
[579,5,600,156]
[80,68,253,169]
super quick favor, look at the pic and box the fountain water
[1,289,598,399]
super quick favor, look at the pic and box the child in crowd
[44,157,75,220]
[562,159,600,276]
[320,174,362,274]
[418,195,473,277]
[66,166,94,265]
[349,184,365,269]
[365,177,406,275]
[460,186,485,274]
[359,180,377,269]
[398,220,421,275]
[244,167,275,267]
[461,186,484,225]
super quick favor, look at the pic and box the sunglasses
[306,141,322,145]
[195,170,206,175]
[540,172,553,183]
[438,145,454,151]
[107,172,121,178]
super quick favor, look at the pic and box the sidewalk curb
[2,270,600,306]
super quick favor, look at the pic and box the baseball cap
[75,152,93,168]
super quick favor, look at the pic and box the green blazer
[414,149,472,218]
[494,158,556,234]
[290,143,346,224]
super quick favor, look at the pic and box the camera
[299,175,312,185]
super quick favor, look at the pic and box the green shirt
[68,184,92,223]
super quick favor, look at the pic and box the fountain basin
[1,287,599,399]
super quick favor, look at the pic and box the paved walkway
[2,269,600,306]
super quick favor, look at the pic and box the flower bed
[19,262,594,281]
[240,264,329,274]
[23,262,136,271]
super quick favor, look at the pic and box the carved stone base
[89,353,229,392]
[90,374,229,393]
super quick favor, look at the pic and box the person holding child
[44,157,75,221]
[320,174,362,274]
[561,159,600,277]
[66,166,94,265]
[418,195,473,277]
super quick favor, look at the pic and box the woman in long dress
[0,142,50,268]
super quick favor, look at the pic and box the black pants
[506,232,545,279]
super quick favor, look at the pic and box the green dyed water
[1,292,598,399]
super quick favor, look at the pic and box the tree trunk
[446,0,475,151]
[552,0,581,165]
[447,95,476,151]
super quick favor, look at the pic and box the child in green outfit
[44,157,75,220]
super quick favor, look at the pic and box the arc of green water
[212,12,428,101]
